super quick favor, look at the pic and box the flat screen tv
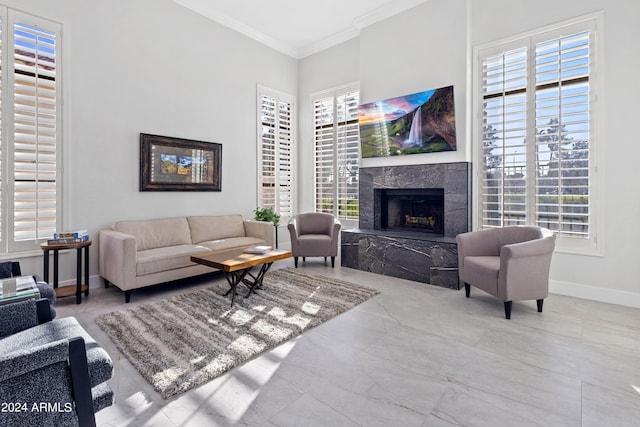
[358,85,457,158]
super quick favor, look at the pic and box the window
[313,85,360,220]
[257,86,294,218]
[0,9,61,253]
[476,16,598,252]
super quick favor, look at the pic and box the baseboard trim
[550,279,640,309]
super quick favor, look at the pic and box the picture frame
[139,133,222,191]
[358,85,457,158]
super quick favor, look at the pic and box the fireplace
[341,162,471,289]
[376,188,444,235]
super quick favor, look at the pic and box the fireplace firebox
[376,188,444,235]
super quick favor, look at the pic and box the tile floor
[55,260,640,426]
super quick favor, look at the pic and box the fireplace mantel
[341,162,471,288]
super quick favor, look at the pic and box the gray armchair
[288,212,341,268]
[456,226,555,319]
[0,298,114,426]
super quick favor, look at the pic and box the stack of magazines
[47,230,89,245]
[242,245,273,254]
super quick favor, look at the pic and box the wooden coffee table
[190,248,292,306]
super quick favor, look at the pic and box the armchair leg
[464,283,470,298]
[537,299,544,312]
[504,301,512,319]
[294,257,298,268]
[125,290,131,303]
[331,256,335,268]
[324,257,327,264]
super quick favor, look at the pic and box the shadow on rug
[96,268,379,399]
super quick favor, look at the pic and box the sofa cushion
[136,245,211,276]
[187,215,245,244]
[114,217,192,251]
[199,236,266,252]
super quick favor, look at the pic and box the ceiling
[173,0,430,59]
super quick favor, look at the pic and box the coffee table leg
[223,269,249,306]
[245,262,273,298]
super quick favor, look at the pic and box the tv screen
[358,85,457,158]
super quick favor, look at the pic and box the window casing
[0,8,61,253]
[257,86,294,218]
[475,16,600,254]
[312,85,360,220]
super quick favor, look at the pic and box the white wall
[8,0,297,282]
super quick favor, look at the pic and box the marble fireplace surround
[341,162,471,288]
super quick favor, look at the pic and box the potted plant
[253,207,281,247]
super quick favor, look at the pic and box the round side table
[40,240,92,304]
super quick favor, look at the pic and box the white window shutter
[5,11,61,251]
[313,85,360,220]
[479,20,594,241]
[258,87,294,218]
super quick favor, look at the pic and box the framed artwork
[358,85,457,158]
[139,133,222,191]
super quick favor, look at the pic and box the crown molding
[173,0,298,58]
[297,27,360,59]
[354,0,430,29]
[175,0,431,59]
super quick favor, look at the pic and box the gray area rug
[96,268,379,399]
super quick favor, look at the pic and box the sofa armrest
[99,229,137,290]
[243,220,275,247]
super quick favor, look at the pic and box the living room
[1,0,639,425]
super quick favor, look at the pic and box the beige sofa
[99,214,274,302]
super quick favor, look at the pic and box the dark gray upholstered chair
[288,212,341,268]
[456,226,556,319]
[0,260,57,319]
[0,298,114,426]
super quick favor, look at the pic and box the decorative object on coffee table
[96,268,379,399]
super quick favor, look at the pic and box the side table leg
[84,245,90,297]
[43,249,50,283]
[76,247,82,304]
[53,250,59,289]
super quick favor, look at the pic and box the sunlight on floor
[202,337,300,423]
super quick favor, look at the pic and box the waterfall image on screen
[358,85,457,158]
